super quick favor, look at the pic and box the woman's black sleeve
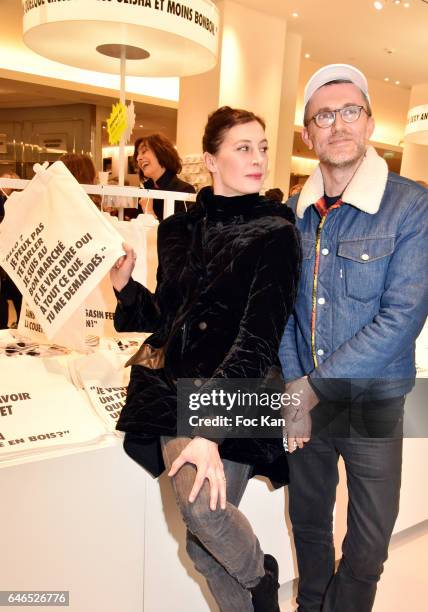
[113,229,165,333]
[113,276,162,333]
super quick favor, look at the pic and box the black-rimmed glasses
[309,105,369,129]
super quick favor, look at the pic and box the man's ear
[203,151,217,173]
[301,127,314,151]
[366,116,375,141]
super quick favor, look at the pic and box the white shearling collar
[296,145,389,219]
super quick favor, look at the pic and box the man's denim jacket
[279,146,428,400]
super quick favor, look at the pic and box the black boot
[251,554,280,612]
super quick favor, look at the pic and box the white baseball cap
[303,63,370,109]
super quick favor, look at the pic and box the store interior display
[0,327,150,463]
[0,346,107,460]
[0,3,427,610]
[180,154,212,191]
[0,165,161,464]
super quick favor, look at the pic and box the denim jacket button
[318,297,326,305]
[321,248,329,256]
[317,349,325,356]
[361,253,370,261]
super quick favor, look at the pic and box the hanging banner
[22,0,219,77]
[0,162,124,340]
[404,104,428,145]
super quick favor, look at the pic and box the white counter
[0,430,426,612]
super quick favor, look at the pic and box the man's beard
[317,136,367,169]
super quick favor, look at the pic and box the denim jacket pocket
[301,237,315,259]
[337,236,395,303]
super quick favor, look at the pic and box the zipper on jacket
[311,217,326,369]
[311,197,344,369]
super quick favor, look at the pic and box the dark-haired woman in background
[133,133,195,220]
[111,107,301,611]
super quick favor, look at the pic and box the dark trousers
[161,436,264,612]
[288,398,404,612]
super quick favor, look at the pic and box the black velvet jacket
[115,187,301,484]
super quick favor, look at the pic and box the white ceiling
[4,1,428,91]
[1,0,427,127]
[3,0,428,96]
[0,2,178,141]
[231,0,428,89]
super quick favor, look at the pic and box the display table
[0,423,426,612]
[1,325,427,611]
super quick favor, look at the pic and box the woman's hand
[168,437,227,511]
[110,242,137,292]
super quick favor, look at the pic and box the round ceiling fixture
[96,44,150,61]
[23,0,219,77]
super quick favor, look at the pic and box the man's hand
[168,437,227,511]
[110,242,136,292]
[283,376,319,453]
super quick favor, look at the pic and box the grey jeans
[161,436,265,612]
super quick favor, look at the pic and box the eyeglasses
[309,105,369,129]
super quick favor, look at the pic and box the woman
[59,152,97,184]
[133,133,195,219]
[111,107,301,612]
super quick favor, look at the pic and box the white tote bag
[0,162,124,340]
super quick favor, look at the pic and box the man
[279,64,428,611]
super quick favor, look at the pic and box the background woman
[111,107,301,612]
[59,153,101,209]
[133,133,195,219]
[59,153,97,185]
